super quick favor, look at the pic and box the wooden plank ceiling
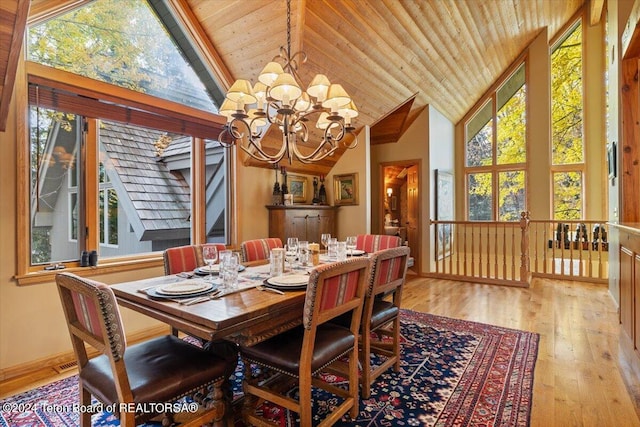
[4,0,589,174]
[185,0,587,174]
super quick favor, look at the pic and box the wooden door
[407,165,419,271]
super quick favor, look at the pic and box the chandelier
[217,0,358,164]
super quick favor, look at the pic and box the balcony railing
[430,212,609,286]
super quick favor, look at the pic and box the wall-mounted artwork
[288,174,307,203]
[334,173,359,206]
[435,169,454,260]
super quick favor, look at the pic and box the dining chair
[240,237,282,262]
[163,243,226,338]
[355,234,402,253]
[358,245,410,398]
[239,257,372,427]
[55,272,235,427]
[162,244,199,275]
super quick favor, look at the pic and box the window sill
[14,256,164,286]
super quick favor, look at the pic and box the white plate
[348,249,366,256]
[267,274,309,286]
[157,281,213,295]
[198,264,220,273]
[195,264,245,275]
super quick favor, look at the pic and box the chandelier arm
[239,143,285,164]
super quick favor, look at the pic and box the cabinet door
[306,213,321,243]
[317,212,335,242]
[620,247,634,342]
[635,253,640,352]
[289,213,309,241]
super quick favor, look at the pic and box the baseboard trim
[0,325,169,382]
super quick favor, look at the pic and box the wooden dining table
[111,263,308,346]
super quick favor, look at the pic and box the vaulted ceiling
[2,0,600,175]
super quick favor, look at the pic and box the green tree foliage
[27,0,208,102]
[465,20,583,222]
[551,23,583,220]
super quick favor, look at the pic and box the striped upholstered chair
[163,243,227,275]
[359,245,410,398]
[239,257,372,427]
[163,244,199,275]
[355,234,402,253]
[240,238,283,262]
[55,272,234,427]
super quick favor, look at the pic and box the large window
[22,0,228,271]
[465,63,527,221]
[551,20,584,220]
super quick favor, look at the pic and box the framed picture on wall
[334,173,359,206]
[288,174,307,203]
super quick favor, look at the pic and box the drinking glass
[298,241,309,266]
[222,253,239,290]
[321,233,331,253]
[202,245,218,282]
[337,241,347,261]
[327,237,338,259]
[285,244,298,272]
[218,250,232,290]
[346,236,357,256]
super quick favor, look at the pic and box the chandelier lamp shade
[217,0,358,164]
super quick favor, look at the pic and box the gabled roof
[100,122,191,240]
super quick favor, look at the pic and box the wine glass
[346,236,357,256]
[321,233,331,253]
[202,245,218,282]
[285,241,298,272]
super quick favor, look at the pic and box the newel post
[519,211,531,285]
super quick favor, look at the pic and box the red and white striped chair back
[355,234,402,253]
[240,238,283,262]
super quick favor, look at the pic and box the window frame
[463,57,530,221]
[16,61,229,285]
[549,16,585,220]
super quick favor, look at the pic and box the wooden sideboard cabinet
[617,224,640,360]
[267,205,338,245]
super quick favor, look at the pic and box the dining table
[111,262,310,347]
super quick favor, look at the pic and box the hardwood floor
[402,275,640,427]
[1,275,640,426]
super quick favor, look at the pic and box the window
[550,20,584,220]
[20,0,228,274]
[465,63,527,221]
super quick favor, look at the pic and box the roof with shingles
[99,121,190,239]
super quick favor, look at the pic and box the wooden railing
[430,212,609,287]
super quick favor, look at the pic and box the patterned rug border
[0,309,540,427]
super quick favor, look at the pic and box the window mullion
[85,118,99,252]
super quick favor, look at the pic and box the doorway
[380,161,420,274]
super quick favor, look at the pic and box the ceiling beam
[589,0,604,26]
[167,0,235,90]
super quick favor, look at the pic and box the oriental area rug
[0,310,539,427]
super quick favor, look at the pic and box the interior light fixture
[387,188,393,198]
[217,0,358,164]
